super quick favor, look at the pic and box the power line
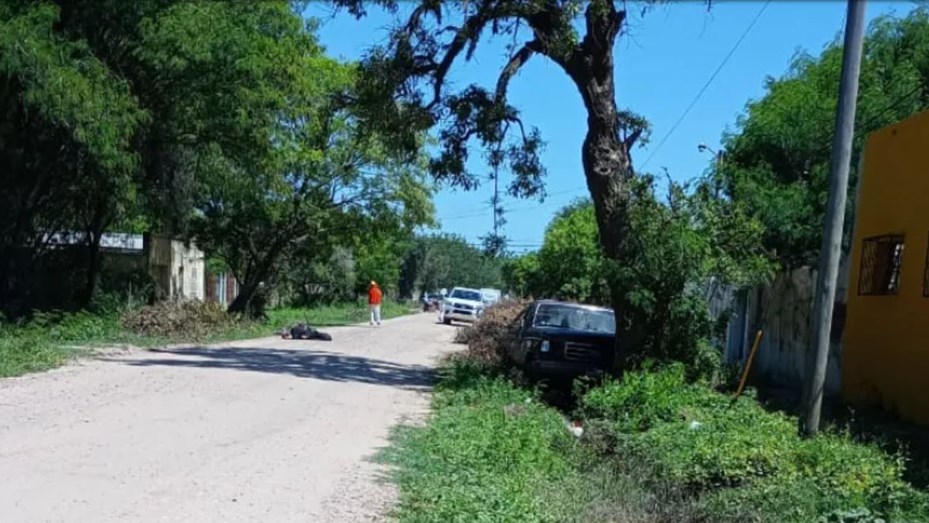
[639,0,772,171]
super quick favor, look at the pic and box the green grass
[382,361,691,523]
[386,360,929,522]
[382,361,578,522]
[265,300,411,329]
[0,310,126,377]
[0,300,415,378]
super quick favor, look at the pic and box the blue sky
[306,1,918,252]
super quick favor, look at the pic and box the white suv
[440,287,484,324]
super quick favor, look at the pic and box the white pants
[369,304,381,325]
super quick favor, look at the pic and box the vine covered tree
[333,0,656,353]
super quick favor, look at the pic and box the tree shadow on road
[110,347,436,391]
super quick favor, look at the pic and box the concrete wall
[146,234,205,302]
[711,258,849,398]
[844,109,929,425]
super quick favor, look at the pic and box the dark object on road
[504,300,615,383]
[282,323,332,341]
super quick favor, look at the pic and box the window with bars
[858,235,905,296]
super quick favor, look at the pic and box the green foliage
[501,252,540,297]
[722,9,929,267]
[0,1,434,318]
[538,200,610,303]
[0,310,125,377]
[399,234,504,297]
[577,366,929,522]
[615,175,773,368]
[264,300,410,329]
[505,176,772,371]
[581,364,725,433]
[0,3,143,171]
[389,359,929,522]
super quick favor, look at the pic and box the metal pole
[800,0,867,437]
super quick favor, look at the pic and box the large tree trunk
[580,105,637,369]
[77,210,107,310]
[226,239,289,317]
[563,13,639,369]
[227,277,262,316]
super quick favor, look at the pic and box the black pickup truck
[505,300,616,382]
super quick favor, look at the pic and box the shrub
[580,363,726,433]
[457,300,526,366]
[626,397,797,489]
[579,366,929,521]
[121,300,244,339]
[700,474,929,523]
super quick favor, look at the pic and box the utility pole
[801,0,867,437]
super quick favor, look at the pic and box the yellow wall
[844,109,929,425]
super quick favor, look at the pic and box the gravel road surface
[0,313,454,522]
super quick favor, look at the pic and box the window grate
[858,234,905,296]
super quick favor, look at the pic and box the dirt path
[0,313,455,522]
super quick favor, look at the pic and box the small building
[844,108,929,425]
[44,232,208,303]
[145,234,205,301]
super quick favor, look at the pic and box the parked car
[505,300,616,381]
[440,287,485,324]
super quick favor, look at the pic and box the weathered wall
[710,258,848,397]
[147,235,205,301]
[844,109,929,426]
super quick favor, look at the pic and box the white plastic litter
[565,419,584,438]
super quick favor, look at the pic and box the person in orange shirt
[368,281,383,326]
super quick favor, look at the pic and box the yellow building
[844,109,929,425]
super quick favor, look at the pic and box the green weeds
[388,360,929,522]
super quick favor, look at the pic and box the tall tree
[183,15,435,315]
[399,234,504,298]
[333,0,654,351]
[0,2,144,314]
[721,9,929,268]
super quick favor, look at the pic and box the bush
[456,300,526,366]
[121,300,244,339]
[580,364,726,433]
[626,397,797,489]
[700,474,929,523]
[578,365,929,521]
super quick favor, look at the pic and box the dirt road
[0,313,454,522]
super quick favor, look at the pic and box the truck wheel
[524,358,539,384]
[443,318,452,325]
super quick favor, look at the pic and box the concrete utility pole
[801,0,867,437]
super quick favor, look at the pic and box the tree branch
[429,12,488,108]
[495,40,538,103]
[624,128,643,150]
[582,0,625,54]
